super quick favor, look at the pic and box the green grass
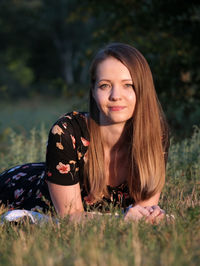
[0,96,88,133]
[0,99,199,266]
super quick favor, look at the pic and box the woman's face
[92,56,136,126]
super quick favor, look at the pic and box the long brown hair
[84,43,169,203]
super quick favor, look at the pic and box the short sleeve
[45,116,80,186]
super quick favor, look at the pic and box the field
[0,99,199,266]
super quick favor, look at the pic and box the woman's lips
[108,106,125,111]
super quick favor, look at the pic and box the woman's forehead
[95,57,132,81]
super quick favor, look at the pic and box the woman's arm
[47,181,84,218]
[45,114,89,220]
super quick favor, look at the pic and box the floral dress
[0,111,137,214]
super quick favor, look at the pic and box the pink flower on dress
[65,115,72,119]
[14,188,24,199]
[36,190,42,199]
[56,162,70,174]
[81,137,90,147]
[27,189,32,197]
[70,134,76,149]
[28,175,37,181]
[5,178,10,184]
[56,142,64,150]
[69,160,76,164]
[16,197,25,205]
[62,122,68,129]
[51,125,64,135]
[22,165,29,169]
[47,171,52,177]
[13,172,27,180]
[84,194,96,205]
[77,151,82,160]
[83,151,88,163]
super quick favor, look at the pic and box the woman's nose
[109,86,122,101]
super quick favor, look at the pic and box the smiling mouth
[108,106,125,111]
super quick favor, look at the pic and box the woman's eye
[99,84,110,89]
[124,84,134,88]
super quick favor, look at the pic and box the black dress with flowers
[0,111,169,214]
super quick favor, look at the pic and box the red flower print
[69,160,76,164]
[56,162,70,174]
[13,172,27,180]
[124,193,130,199]
[83,151,88,163]
[81,137,90,147]
[62,122,68,129]
[22,165,29,169]
[14,188,24,199]
[47,171,52,177]
[27,189,32,197]
[70,134,76,149]
[16,197,25,205]
[84,194,96,205]
[118,191,123,203]
[51,125,64,135]
[77,151,82,160]
[56,142,64,150]
[65,115,72,119]
[28,175,37,181]
[5,178,10,184]
[36,190,42,199]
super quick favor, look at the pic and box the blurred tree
[0,0,93,91]
[0,0,199,137]
[81,0,200,137]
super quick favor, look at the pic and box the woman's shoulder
[55,111,88,124]
[49,111,89,141]
[51,111,88,130]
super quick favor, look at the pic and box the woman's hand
[124,204,151,222]
[144,205,165,224]
[124,204,165,223]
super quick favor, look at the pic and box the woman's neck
[100,123,126,150]
[100,120,132,151]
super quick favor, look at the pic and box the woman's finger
[145,207,165,224]
[124,205,150,221]
[137,205,151,217]
[144,206,154,213]
[152,211,165,224]
[149,206,163,217]
[124,209,143,221]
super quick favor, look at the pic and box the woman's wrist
[123,204,134,216]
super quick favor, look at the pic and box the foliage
[81,0,200,138]
[0,0,200,137]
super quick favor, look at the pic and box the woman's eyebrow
[98,79,132,82]
[98,79,111,82]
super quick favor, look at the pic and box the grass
[0,99,199,266]
[0,96,88,133]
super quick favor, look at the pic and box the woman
[0,43,169,223]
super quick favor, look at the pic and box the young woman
[0,43,169,223]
